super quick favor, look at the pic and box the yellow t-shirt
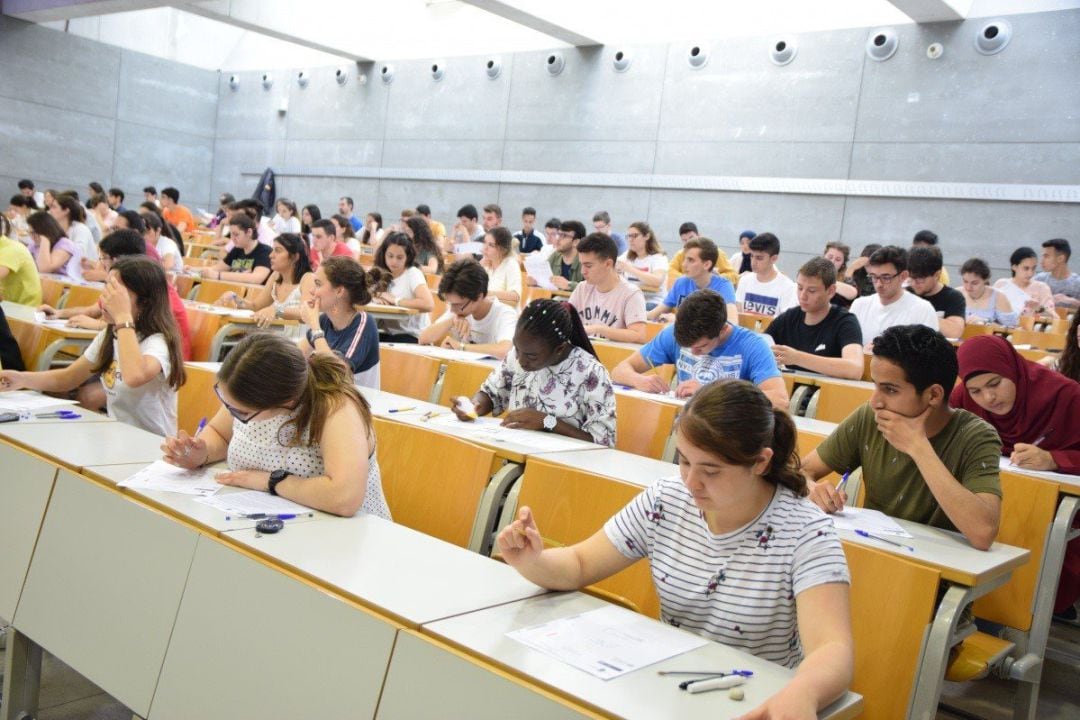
[669,247,739,286]
[0,234,42,306]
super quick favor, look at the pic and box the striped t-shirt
[604,477,850,668]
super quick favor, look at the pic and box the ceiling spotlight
[431,62,445,81]
[612,49,632,73]
[485,57,502,80]
[545,52,565,76]
[228,74,239,91]
[687,44,709,69]
[261,73,273,90]
[297,70,309,88]
[975,20,1011,55]
[380,64,394,84]
[335,67,348,86]
[866,28,899,62]
[770,37,797,66]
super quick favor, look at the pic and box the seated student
[160,187,195,233]
[907,246,966,338]
[372,232,434,343]
[107,187,126,214]
[141,212,181,272]
[27,210,82,279]
[403,216,444,274]
[995,246,1054,317]
[6,195,33,242]
[162,333,391,518]
[498,379,853,714]
[568,233,647,343]
[1034,238,1080,310]
[950,334,1080,623]
[766,258,864,380]
[616,221,668,309]
[0,257,185,436]
[736,229,756,275]
[89,193,118,234]
[271,199,301,235]
[308,218,354,270]
[452,300,616,447]
[138,201,184,259]
[803,324,1002,550]
[592,210,627,255]
[51,193,97,264]
[669,222,739,285]
[449,204,486,251]
[297,256,382,389]
[824,241,858,308]
[912,229,951,285]
[418,259,517,359]
[202,214,272,284]
[218,233,314,328]
[0,214,42,306]
[960,258,1018,327]
[481,226,522,305]
[614,289,788,407]
[0,304,25,371]
[361,212,385,248]
[537,216,560,260]
[330,213,361,256]
[527,220,585,291]
[850,246,938,347]
[736,232,798,317]
[38,230,193,360]
[846,243,881,299]
[514,206,545,255]
[647,238,737,322]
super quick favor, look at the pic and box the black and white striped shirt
[604,477,850,668]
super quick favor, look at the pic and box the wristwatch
[542,414,557,432]
[274,304,285,319]
[309,330,326,342]
[268,468,289,496]
[115,321,135,332]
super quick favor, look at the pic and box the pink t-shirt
[568,279,647,329]
[309,242,354,270]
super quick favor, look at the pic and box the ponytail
[286,352,372,448]
[765,407,806,496]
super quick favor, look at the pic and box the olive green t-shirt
[816,404,1002,531]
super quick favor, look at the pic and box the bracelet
[274,304,285,319]
[115,321,135,332]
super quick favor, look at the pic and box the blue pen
[836,471,850,495]
[855,529,915,553]
[225,512,314,521]
[195,417,208,436]
[35,410,81,419]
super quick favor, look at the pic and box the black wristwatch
[268,468,289,496]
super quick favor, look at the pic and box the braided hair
[518,299,597,359]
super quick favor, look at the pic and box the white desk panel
[0,420,164,469]
[0,446,58,623]
[532,448,674,489]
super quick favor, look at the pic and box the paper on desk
[508,605,707,680]
[453,241,484,256]
[832,507,913,538]
[118,460,222,496]
[524,252,556,290]
[32,311,74,328]
[426,413,592,451]
[408,345,497,363]
[0,391,80,411]
[196,489,311,516]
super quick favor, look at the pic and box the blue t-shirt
[662,275,736,309]
[348,214,363,233]
[611,231,628,255]
[641,323,780,385]
[306,312,379,375]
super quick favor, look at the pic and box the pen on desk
[35,410,82,419]
[225,512,315,521]
[855,529,915,553]
[659,669,754,677]
[685,675,747,694]
[388,406,416,413]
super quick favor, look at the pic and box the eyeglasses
[626,232,642,240]
[558,231,575,238]
[447,298,473,313]
[214,383,261,424]
[868,273,899,285]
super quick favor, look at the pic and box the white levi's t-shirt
[736,271,798,317]
[83,329,176,436]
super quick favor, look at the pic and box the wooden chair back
[614,394,678,461]
[61,285,103,310]
[962,323,995,339]
[843,541,940,720]
[973,470,1059,631]
[177,363,220,435]
[193,279,247,304]
[812,383,872,424]
[515,458,661,618]
[1009,329,1067,352]
[643,322,666,342]
[436,361,495,407]
[379,346,442,401]
[372,418,495,548]
[40,278,65,307]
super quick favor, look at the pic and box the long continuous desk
[0,417,863,720]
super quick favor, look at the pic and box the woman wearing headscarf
[950,334,1080,624]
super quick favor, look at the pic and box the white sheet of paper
[196,489,311,516]
[0,391,80,411]
[453,241,484,255]
[426,413,592,451]
[524,252,556,290]
[832,507,914,538]
[507,605,707,680]
[118,460,223,496]
[405,345,497,363]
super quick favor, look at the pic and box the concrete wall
[211,8,1080,279]
[0,16,219,210]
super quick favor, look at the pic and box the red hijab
[950,335,1080,473]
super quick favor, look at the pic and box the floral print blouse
[479,346,616,447]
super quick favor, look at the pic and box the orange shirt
[162,204,196,231]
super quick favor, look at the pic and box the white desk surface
[793,414,839,437]
[15,470,200,717]
[149,536,398,720]
[838,518,1029,587]
[224,514,546,627]
[382,342,500,368]
[0,420,165,469]
[998,456,1080,496]
[1,300,100,338]
[532,448,674,489]
[82,462,324,533]
[782,369,875,390]
[423,592,863,720]
[359,386,601,459]
[0,410,113,424]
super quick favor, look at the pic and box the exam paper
[196,490,311,516]
[0,391,80,411]
[119,461,222,497]
[524,252,556,290]
[426,413,592,451]
[832,507,913,538]
[453,241,484,256]
[405,345,497,363]
[507,605,707,680]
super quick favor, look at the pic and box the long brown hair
[679,379,805,496]
[92,257,186,390]
[218,333,372,447]
[626,221,662,261]
[1059,311,1080,383]
[321,256,389,305]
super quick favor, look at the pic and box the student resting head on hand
[0,256,185,436]
[497,379,853,718]
[453,299,616,447]
[161,333,391,519]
